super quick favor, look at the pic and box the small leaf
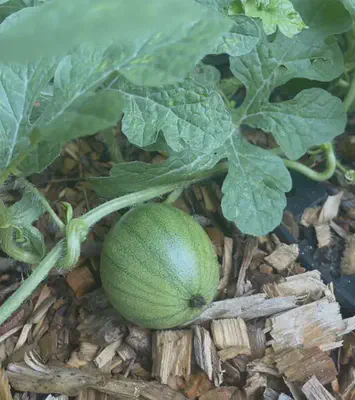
[90,149,225,198]
[243,88,347,160]
[230,16,348,159]
[236,0,308,38]
[0,181,47,263]
[221,134,292,236]
[111,76,233,154]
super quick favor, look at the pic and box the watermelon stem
[189,295,207,309]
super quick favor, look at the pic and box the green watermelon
[100,203,220,329]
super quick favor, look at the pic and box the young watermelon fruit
[100,203,220,329]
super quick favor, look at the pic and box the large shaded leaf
[110,76,233,154]
[341,0,355,18]
[39,90,123,144]
[0,0,44,22]
[291,0,352,40]
[221,134,292,235]
[0,0,232,86]
[0,10,57,175]
[90,149,225,198]
[16,141,61,176]
[0,0,24,22]
[0,60,57,173]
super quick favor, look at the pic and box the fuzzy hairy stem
[0,241,64,326]
[283,142,336,182]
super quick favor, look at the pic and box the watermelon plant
[0,0,354,326]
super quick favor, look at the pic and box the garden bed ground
[2,126,355,400]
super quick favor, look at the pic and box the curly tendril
[61,218,90,269]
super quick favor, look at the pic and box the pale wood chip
[0,368,12,400]
[0,326,23,345]
[94,340,122,369]
[302,375,335,400]
[152,330,192,385]
[193,326,222,386]
[301,207,321,227]
[330,221,347,239]
[341,234,355,275]
[247,360,280,377]
[319,192,343,223]
[194,294,297,323]
[264,244,299,272]
[341,316,355,337]
[235,237,258,296]
[117,343,136,362]
[33,285,52,311]
[101,376,187,400]
[29,296,56,324]
[315,223,332,248]
[78,342,100,362]
[218,237,234,292]
[211,318,250,361]
[7,362,185,399]
[262,270,326,301]
[14,323,33,352]
[318,341,343,352]
[269,298,342,351]
[275,347,337,385]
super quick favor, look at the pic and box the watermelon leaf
[230,21,348,159]
[231,0,308,38]
[0,0,233,87]
[221,134,292,235]
[109,76,233,154]
[90,149,226,198]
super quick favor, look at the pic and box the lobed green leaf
[230,9,349,159]
[109,76,233,154]
[90,149,225,198]
[221,134,292,235]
